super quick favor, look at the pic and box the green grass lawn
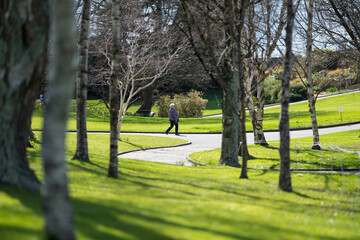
[0,132,359,239]
[31,91,360,133]
[190,130,360,170]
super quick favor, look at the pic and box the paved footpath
[119,123,360,166]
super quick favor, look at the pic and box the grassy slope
[0,133,359,239]
[31,92,360,133]
[190,130,360,169]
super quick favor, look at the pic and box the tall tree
[108,0,121,178]
[244,0,287,146]
[305,0,321,150]
[178,0,249,167]
[0,0,48,190]
[237,0,249,178]
[42,0,76,238]
[279,0,299,192]
[73,0,92,162]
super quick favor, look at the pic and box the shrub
[264,76,282,104]
[290,82,307,102]
[155,90,208,118]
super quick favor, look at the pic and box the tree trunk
[42,0,76,239]
[73,0,91,162]
[254,78,268,145]
[0,0,49,191]
[279,0,295,192]
[135,85,154,116]
[305,0,321,150]
[108,0,121,178]
[236,0,249,178]
[219,0,240,167]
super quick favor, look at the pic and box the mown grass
[190,130,360,170]
[31,91,360,133]
[0,132,359,239]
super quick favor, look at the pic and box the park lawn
[190,130,360,170]
[0,133,359,239]
[31,91,360,133]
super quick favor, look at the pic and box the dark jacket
[169,108,179,121]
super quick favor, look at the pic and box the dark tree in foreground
[108,0,121,178]
[73,0,92,162]
[279,0,299,192]
[0,0,48,190]
[41,0,77,239]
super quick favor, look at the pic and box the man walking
[166,103,179,135]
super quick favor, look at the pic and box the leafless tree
[243,0,288,146]
[177,0,248,167]
[279,0,300,192]
[108,0,121,178]
[42,0,77,238]
[73,0,92,162]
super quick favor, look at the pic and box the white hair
[170,103,175,107]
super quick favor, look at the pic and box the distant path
[119,123,360,166]
[203,90,360,118]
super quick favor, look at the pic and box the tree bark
[0,0,49,191]
[108,0,121,178]
[279,0,296,192]
[254,77,268,145]
[73,0,92,162]
[237,0,249,178]
[41,0,76,239]
[219,0,240,167]
[305,0,321,150]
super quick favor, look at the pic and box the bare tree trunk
[0,0,49,191]
[73,0,92,162]
[254,78,268,145]
[236,0,249,178]
[42,0,76,239]
[279,0,296,192]
[305,0,321,150]
[219,0,240,167]
[108,0,121,178]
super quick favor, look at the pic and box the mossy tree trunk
[41,0,76,239]
[73,0,92,162]
[0,0,49,191]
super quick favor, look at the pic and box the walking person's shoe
[165,131,168,135]
[175,133,180,135]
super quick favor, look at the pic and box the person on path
[166,103,179,135]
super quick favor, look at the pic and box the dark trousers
[166,120,178,134]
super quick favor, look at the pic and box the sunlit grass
[31,91,360,133]
[0,132,359,239]
[190,130,360,169]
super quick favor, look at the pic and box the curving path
[119,123,360,166]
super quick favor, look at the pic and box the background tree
[108,0,121,178]
[244,0,287,146]
[0,0,48,190]
[279,0,299,192]
[304,0,321,150]
[73,0,92,162]
[42,0,77,238]
[178,0,250,167]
